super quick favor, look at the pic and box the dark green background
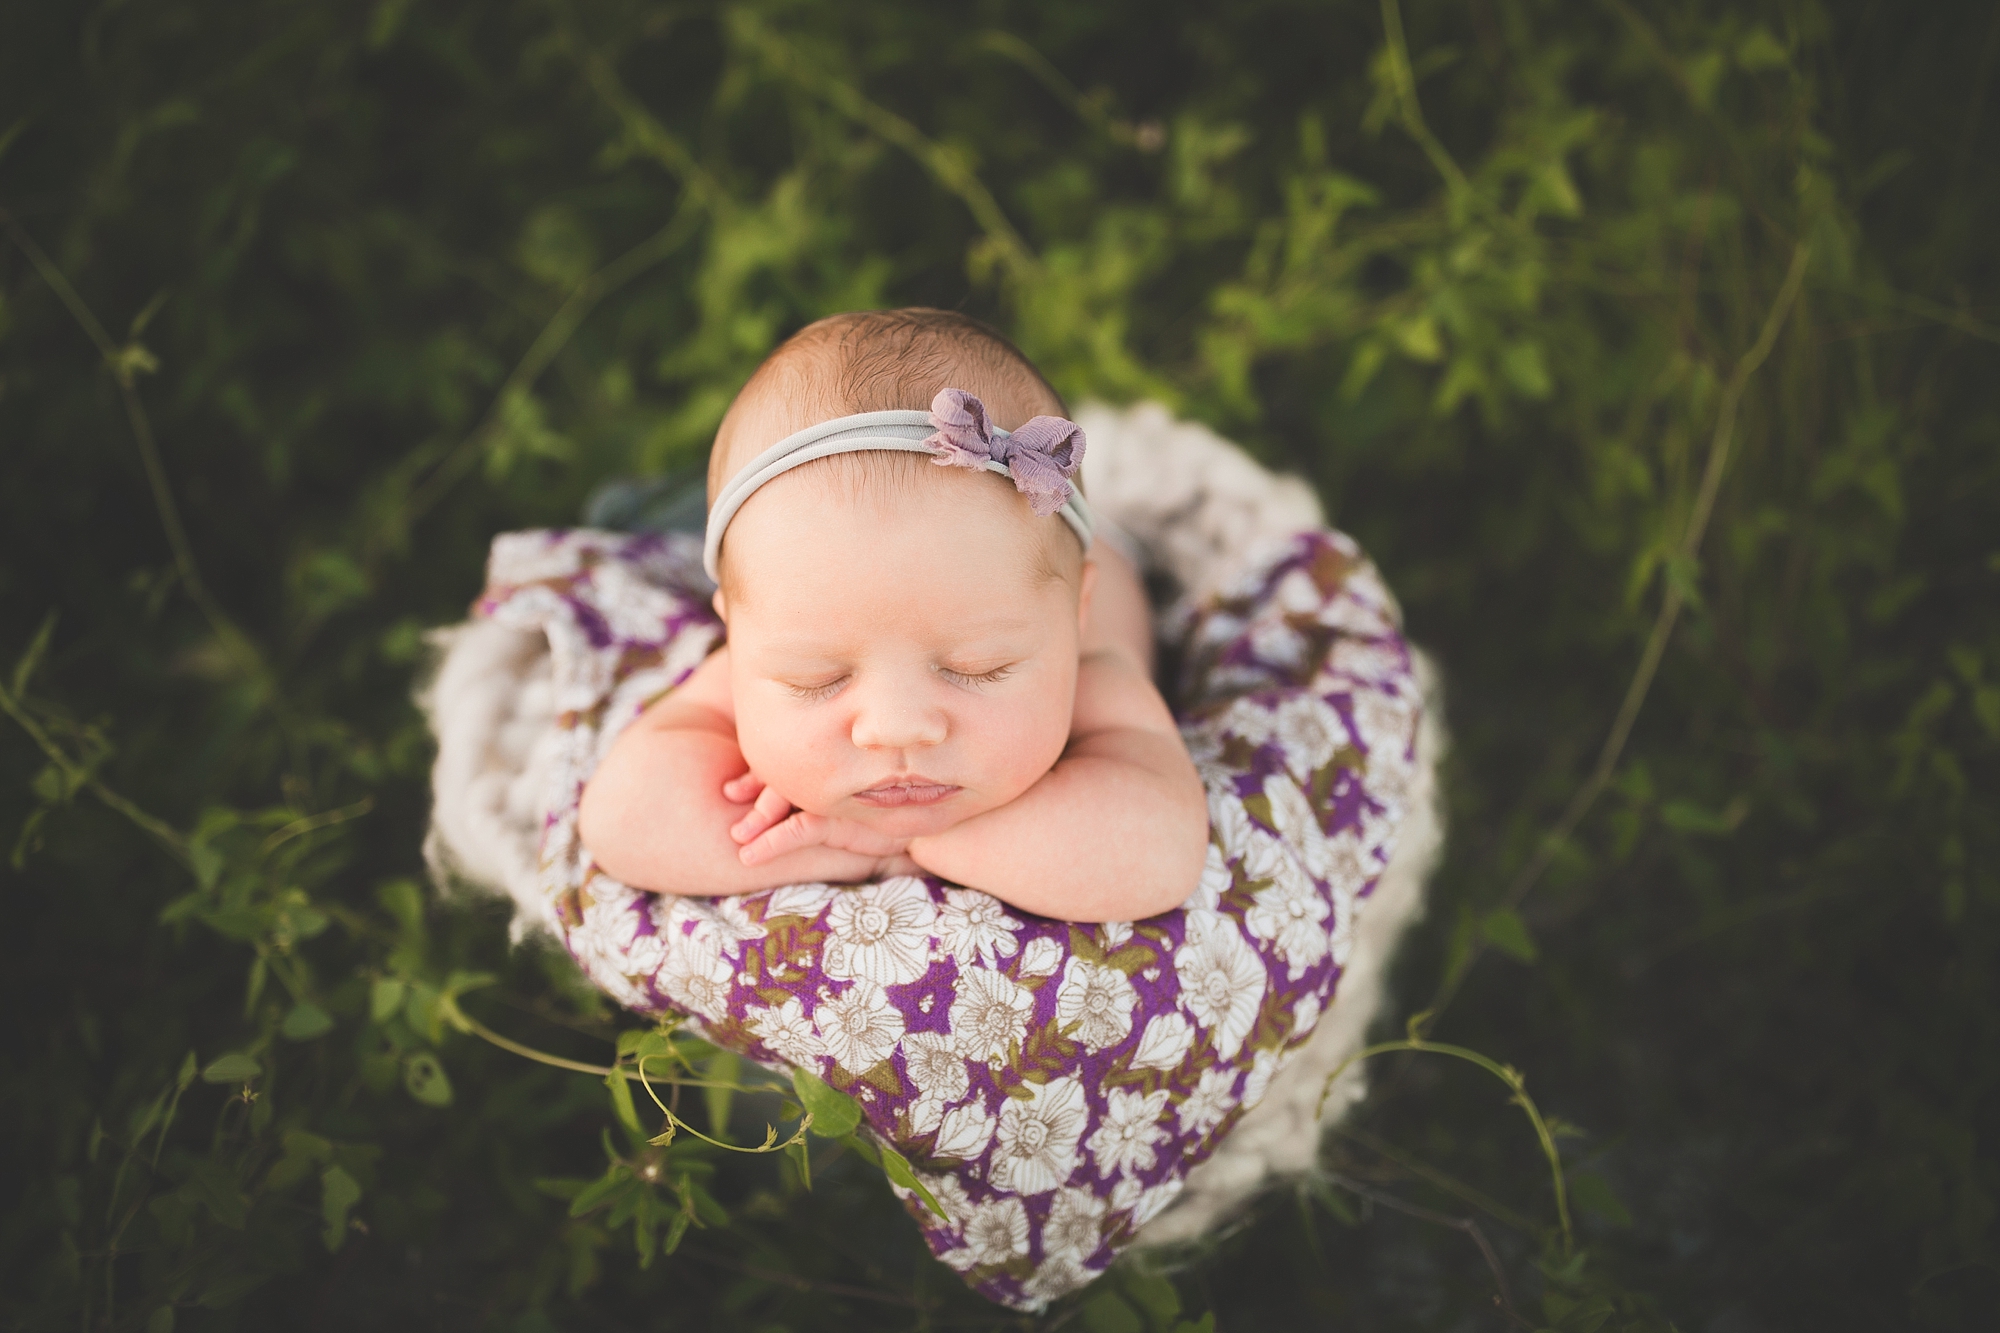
[3,1,1995,1329]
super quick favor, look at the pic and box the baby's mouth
[853,777,961,808]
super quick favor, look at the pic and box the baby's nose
[849,691,948,751]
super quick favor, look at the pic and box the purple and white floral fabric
[475,526,1422,1309]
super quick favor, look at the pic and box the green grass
[2,1,1995,1328]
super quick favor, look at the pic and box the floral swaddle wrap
[476,525,1422,1309]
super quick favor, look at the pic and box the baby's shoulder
[638,643,734,728]
[1070,645,1175,736]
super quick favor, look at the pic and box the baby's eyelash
[940,664,1015,688]
[786,677,847,702]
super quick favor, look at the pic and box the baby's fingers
[721,771,766,804]
[728,783,795,844]
[738,811,828,866]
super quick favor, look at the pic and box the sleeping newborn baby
[579,308,1207,922]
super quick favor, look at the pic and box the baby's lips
[851,779,961,808]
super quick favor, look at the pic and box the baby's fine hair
[706,308,1068,504]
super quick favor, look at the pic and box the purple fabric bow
[924,387,1086,518]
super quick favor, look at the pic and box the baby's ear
[711,588,729,623]
[1077,557,1098,632]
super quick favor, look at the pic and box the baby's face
[719,467,1087,842]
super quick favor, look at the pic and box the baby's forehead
[739,594,1057,656]
[725,458,1081,603]
[729,540,1068,662]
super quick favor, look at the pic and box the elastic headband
[702,388,1093,580]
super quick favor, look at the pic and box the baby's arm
[578,649,911,894]
[905,546,1208,921]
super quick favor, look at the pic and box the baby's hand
[724,772,919,875]
[723,771,794,846]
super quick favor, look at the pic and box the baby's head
[708,309,1095,840]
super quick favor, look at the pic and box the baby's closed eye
[782,674,848,702]
[938,662,1016,689]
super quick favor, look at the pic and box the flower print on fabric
[480,526,1422,1311]
[933,1101,999,1160]
[745,996,821,1067]
[765,881,840,920]
[1176,1064,1238,1138]
[935,888,1022,967]
[989,1076,1089,1196]
[1042,1187,1110,1266]
[657,929,735,1021]
[1087,1088,1170,1177]
[1271,694,1350,780]
[902,1030,969,1135]
[947,1196,1030,1270]
[1241,1047,1283,1110]
[823,877,937,986]
[566,886,665,1011]
[1055,957,1139,1052]
[1128,1011,1197,1073]
[950,968,1034,1065]
[1174,913,1266,1060]
[1243,858,1333,980]
[814,981,905,1075]
[1017,935,1064,978]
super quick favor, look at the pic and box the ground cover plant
[2,0,1996,1328]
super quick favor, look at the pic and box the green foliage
[3,0,1996,1329]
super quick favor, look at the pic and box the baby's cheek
[734,707,825,806]
[976,693,1073,799]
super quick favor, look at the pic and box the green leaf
[792,1066,860,1138]
[662,1207,693,1256]
[1556,1295,1616,1333]
[1973,686,2000,740]
[10,610,56,697]
[606,1070,643,1139]
[1685,50,1725,107]
[1479,907,1539,963]
[1389,313,1443,362]
[1735,27,1789,71]
[1569,1171,1632,1228]
[30,762,80,806]
[112,341,160,380]
[402,1051,453,1107]
[369,977,405,1023]
[702,1049,738,1142]
[146,1307,175,1333]
[1660,796,1747,835]
[200,1052,262,1084]
[403,981,441,1042]
[1082,1292,1143,1333]
[1120,1270,1183,1326]
[10,805,48,870]
[320,1165,362,1251]
[685,1178,730,1227]
[569,1164,632,1218]
[878,1142,946,1219]
[179,1160,249,1228]
[633,1193,658,1267]
[619,1027,680,1068]
[281,1001,334,1041]
[1500,341,1553,398]
[786,1135,812,1191]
